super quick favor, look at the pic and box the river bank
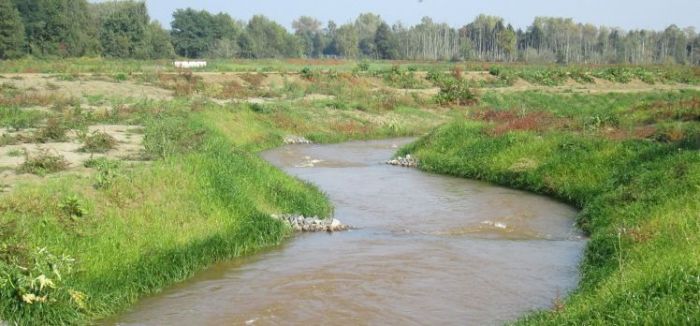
[400,92,700,324]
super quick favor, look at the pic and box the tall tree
[14,0,97,57]
[241,15,300,58]
[293,16,323,57]
[171,8,216,58]
[99,1,149,58]
[375,22,398,59]
[0,0,25,59]
[334,23,359,58]
[143,22,175,59]
[355,13,382,57]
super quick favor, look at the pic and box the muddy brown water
[111,138,585,325]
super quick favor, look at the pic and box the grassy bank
[401,90,700,324]
[0,93,446,324]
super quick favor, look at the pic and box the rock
[283,135,312,145]
[271,214,350,233]
[385,155,418,168]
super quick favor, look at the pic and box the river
[111,138,585,325]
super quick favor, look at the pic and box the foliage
[99,1,149,58]
[0,248,83,324]
[13,0,99,57]
[0,0,25,59]
[374,22,399,59]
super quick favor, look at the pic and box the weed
[357,61,370,72]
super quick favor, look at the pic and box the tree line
[0,0,698,65]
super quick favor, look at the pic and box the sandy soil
[2,74,173,100]
[0,124,144,192]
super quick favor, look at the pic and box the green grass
[400,91,700,324]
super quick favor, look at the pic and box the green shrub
[434,78,479,106]
[300,67,316,80]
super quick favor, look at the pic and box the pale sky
[143,0,699,31]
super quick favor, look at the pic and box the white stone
[173,61,207,68]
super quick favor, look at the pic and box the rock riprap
[386,154,418,167]
[283,135,312,145]
[271,214,350,232]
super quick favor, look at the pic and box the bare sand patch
[2,74,173,101]
[0,124,145,192]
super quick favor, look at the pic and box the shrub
[18,149,69,175]
[34,117,69,143]
[300,67,315,80]
[357,61,370,72]
[434,78,479,106]
[79,131,117,153]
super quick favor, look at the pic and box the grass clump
[18,149,68,175]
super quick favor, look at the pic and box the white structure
[173,61,207,69]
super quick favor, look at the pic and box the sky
[144,0,700,31]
